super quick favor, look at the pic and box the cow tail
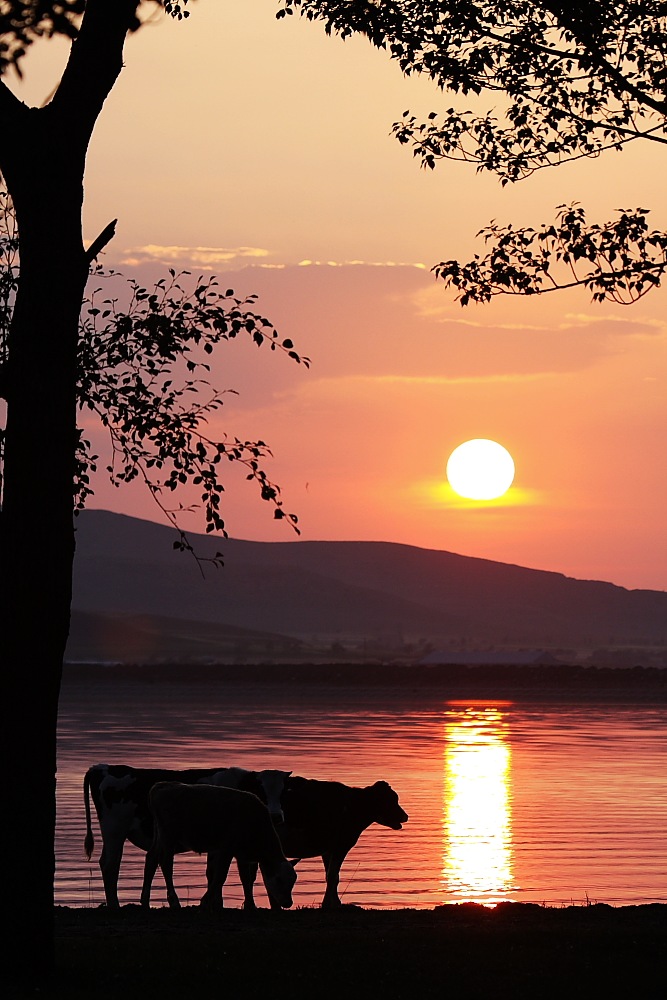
[83,768,95,861]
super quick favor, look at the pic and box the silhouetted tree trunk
[0,1,139,987]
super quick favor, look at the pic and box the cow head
[219,767,292,824]
[368,780,408,830]
[263,858,298,909]
[257,769,292,824]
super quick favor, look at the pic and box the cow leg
[140,846,160,909]
[200,851,232,910]
[200,851,225,909]
[98,842,123,909]
[321,852,345,909]
[160,851,180,909]
[237,860,259,910]
[144,839,180,909]
[199,852,216,908]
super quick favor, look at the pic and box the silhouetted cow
[236,776,408,909]
[144,781,297,910]
[83,762,290,908]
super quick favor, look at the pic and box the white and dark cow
[83,762,290,908]
[143,781,297,910]
[237,775,408,910]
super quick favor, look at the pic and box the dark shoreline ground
[34,902,666,1000]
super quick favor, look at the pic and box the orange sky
[8,0,667,591]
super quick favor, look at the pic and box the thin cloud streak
[296,259,428,269]
[119,244,272,269]
[414,296,666,339]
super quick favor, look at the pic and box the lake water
[56,681,667,909]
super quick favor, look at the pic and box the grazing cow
[83,762,290,908]
[144,781,297,910]
[237,776,408,910]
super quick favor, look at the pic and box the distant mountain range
[66,510,667,664]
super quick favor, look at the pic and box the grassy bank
[23,902,666,1000]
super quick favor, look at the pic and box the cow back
[150,782,281,861]
[277,775,407,860]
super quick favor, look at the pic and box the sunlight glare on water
[442,706,513,904]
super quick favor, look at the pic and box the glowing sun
[446,439,515,501]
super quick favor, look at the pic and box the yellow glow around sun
[446,439,515,501]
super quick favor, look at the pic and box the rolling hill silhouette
[67,510,666,663]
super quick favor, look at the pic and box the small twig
[339,862,361,900]
[86,219,117,265]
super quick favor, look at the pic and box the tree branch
[49,0,141,133]
[85,218,117,264]
[0,78,28,153]
[0,77,25,117]
[538,3,667,117]
[479,22,667,118]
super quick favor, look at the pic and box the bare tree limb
[85,218,117,264]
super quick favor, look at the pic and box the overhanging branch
[85,218,117,264]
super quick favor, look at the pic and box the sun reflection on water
[442,703,513,904]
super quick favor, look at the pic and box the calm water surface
[56,681,667,909]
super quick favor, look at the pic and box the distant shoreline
[61,661,667,701]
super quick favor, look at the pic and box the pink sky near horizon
[8,1,667,592]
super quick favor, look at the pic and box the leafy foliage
[0,1,85,75]
[0,1,190,76]
[282,1,667,182]
[163,1,189,20]
[280,1,667,303]
[435,203,667,304]
[0,189,18,357]
[0,190,308,566]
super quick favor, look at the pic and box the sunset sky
[8,0,667,591]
